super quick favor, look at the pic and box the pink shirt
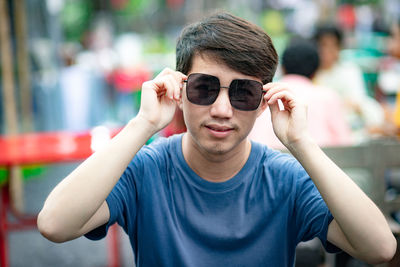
[250,75,352,149]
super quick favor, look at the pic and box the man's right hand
[137,68,187,133]
[37,68,187,243]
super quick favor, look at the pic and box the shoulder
[139,134,180,159]
[124,135,183,189]
[128,135,181,173]
[252,142,309,199]
[252,142,307,179]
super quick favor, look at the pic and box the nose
[209,87,233,119]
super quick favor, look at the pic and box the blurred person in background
[59,42,110,132]
[109,33,152,125]
[387,19,400,133]
[378,18,400,137]
[58,17,119,132]
[38,12,396,267]
[250,38,352,149]
[390,20,400,133]
[313,24,385,143]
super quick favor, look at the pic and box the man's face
[179,54,266,156]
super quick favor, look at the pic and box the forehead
[189,53,262,83]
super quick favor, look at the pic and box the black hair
[176,12,278,84]
[313,24,343,47]
[282,39,319,79]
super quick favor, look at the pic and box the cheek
[183,109,195,128]
[182,101,203,127]
[237,112,258,131]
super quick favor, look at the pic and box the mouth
[204,124,235,138]
[205,124,234,132]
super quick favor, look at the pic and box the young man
[37,12,396,266]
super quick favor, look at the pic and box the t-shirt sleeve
[292,163,341,253]
[84,157,142,241]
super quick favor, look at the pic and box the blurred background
[1,0,400,266]
[1,0,400,137]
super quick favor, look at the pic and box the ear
[256,97,268,118]
[178,88,184,110]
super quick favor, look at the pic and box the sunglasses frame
[183,73,267,111]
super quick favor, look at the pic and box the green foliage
[0,165,46,187]
[60,0,93,42]
[21,165,46,181]
[112,0,150,15]
[143,35,170,54]
[261,10,286,36]
[0,168,7,186]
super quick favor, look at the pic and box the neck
[182,133,251,183]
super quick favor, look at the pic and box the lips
[206,125,233,132]
[205,124,234,132]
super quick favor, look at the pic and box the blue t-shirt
[86,134,339,266]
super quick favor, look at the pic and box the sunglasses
[183,73,266,111]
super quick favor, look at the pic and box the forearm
[38,116,156,239]
[288,138,395,261]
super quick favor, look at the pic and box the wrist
[127,115,159,137]
[286,135,319,157]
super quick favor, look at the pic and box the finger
[264,84,291,95]
[264,84,293,100]
[263,82,290,91]
[268,91,293,104]
[267,91,296,108]
[264,87,290,104]
[268,99,281,116]
[155,67,175,79]
[174,70,188,80]
[155,68,187,83]
[163,77,177,100]
[151,76,174,99]
[263,82,275,89]
[165,74,181,100]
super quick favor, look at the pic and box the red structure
[0,130,121,267]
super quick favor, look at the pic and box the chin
[200,136,244,156]
[204,143,231,155]
[191,135,233,156]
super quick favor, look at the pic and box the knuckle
[163,67,174,75]
[156,68,173,78]
[165,73,174,80]
[167,74,180,85]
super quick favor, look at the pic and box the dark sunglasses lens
[229,80,263,111]
[186,74,220,105]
